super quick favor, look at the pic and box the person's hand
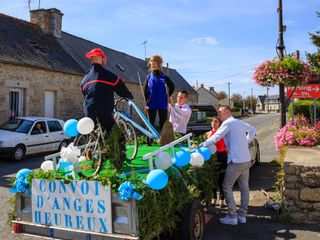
[168,96,173,105]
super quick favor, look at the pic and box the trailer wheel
[177,199,205,240]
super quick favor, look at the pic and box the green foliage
[288,99,320,122]
[272,146,288,201]
[276,212,301,225]
[7,196,17,226]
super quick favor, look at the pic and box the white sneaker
[219,215,238,225]
[237,214,247,224]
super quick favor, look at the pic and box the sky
[2,0,319,98]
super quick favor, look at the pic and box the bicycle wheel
[73,131,104,177]
[118,120,138,161]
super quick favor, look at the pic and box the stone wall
[283,147,320,223]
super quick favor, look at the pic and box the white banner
[32,179,112,233]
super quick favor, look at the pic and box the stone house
[0,8,197,125]
[256,95,267,112]
[194,84,219,106]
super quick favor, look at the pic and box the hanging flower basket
[253,57,312,87]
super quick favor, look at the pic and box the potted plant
[253,57,312,87]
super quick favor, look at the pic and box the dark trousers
[213,151,228,200]
[148,108,168,130]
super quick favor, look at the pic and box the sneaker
[219,215,238,225]
[237,214,247,224]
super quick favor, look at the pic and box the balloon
[155,152,172,170]
[16,168,32,179]
[145,169,168,190]
[190,152,204,167]
[173,150,191,167]
[63,119,78,137]
[41,160,54,172]
[208,144,217,155]
[196,147,211,161]
[78,156,87,162]
[77,117,94,135]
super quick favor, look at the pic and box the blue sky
[2,0,319,97]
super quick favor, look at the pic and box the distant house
[267,94,281,112]
[0,8,197,125]
[256,95,267,112]
[194,84,219,106]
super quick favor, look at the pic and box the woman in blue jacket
[143,55,175,134]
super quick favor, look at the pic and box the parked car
[187,104,260,166]
[0,117,70,161]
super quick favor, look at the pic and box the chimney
[30,8,63,38]
[209,87,215,93]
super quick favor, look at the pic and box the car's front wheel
[12,145,25,161]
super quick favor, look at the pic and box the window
[31,121,47,135]
[47,121,63,132]
[9,90,24,118]
[0,119,33,134]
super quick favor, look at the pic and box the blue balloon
[63,119,79,137]
[146,169,168,190]
[16,168,32,179]
[173,150,190,167]
[196,147,212,161]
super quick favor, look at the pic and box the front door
[9,89,24,118]
[45,91,55,118]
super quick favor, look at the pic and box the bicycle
[73,98,160,177]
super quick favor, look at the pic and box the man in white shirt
[200,105,256,225]
[168,91,192,134]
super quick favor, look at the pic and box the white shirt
[168,103,192,134]
[202,116,256,163]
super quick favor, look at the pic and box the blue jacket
[144,71,175,110]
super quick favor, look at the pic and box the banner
[32,179,112,233]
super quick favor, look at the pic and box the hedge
[288,99,320,122]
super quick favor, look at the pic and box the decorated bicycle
[8,97,219,240]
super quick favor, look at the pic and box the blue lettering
[44,212,52,225]
[39,180,46,192]
[34,211,41,224]
[98,218,108,233]
[62,197,71,210]
[37,195,44,208]
[76,216,84,230]
[64,214,72,228]
[87,217,96,231]
[70,181,77,194]
[73,198,82,212]
[48,181,56,193]
[97,200,105,213]
[52,197,60,210]
[58,181,66,194]
[85,199,94,213]
[94,181,99,196]
[54,213,61,226]
[80,182,89,195]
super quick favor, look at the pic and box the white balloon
[208,144,217,155]
[155,152,172,170]
[78,156,87,162]
[41,160,54,172]
[190,152,204,167]
[77,117,95,135]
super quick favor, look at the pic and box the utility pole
[267,87,270,113]
[227,82,231,107]
[277,0,286,128]
[243,91,246,111]
[251,88,253,114]
[142,40,147,60]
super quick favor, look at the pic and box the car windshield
[0,119,34,134]
[189,109,217,125]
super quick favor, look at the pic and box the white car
[0,117,70,161]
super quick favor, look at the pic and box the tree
[245,96,257,110]
[231,93,243,108]
[306,11,320,75]
[217,91,227,100]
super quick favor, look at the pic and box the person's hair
[179,90,188,98]
[148,54,163,72]
[219,105,231,112]
[211,116,222,126]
